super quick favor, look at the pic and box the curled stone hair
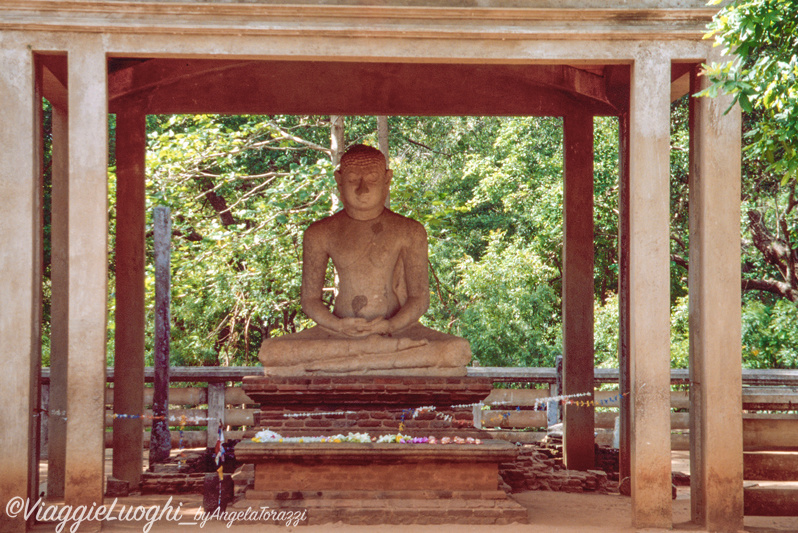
[339,144,387,171]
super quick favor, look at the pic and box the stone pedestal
[237,375,527,524]
[235,441,526,525]
[243,375,493,438]
[242,375,494,409]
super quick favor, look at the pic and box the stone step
[245,489,510,500]
[744,483,798,516]
[745,451,798,482]
[232,495,529,525]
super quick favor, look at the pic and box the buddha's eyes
[345,173,380,184]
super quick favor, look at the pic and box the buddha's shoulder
[305,211,345,234]
[383,209,426,235]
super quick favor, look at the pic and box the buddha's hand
[337,317,392,337]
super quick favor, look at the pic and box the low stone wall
[499,443,617,494]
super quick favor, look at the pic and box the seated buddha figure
[258,144,472,376]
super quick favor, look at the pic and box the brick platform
[241,375,494,409]
[234,440,527,524]
[234,375,527,524]
[249,405,483,437]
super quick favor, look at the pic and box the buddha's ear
[334,169,343,186]
[385,169,393,184]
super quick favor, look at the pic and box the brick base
[241,375,494,409]
[232,493,529,525]
[234,375,526,525]
[250,405,481,437]
[234,440,526,525]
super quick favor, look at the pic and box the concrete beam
[743,419,798,451]
[562,112,596,471]
[0,44,41,533]
[39,53,68,109]
[688,58,744,531]
[108,60,619,117]
[628,48,673,529]
[63,38,108,512]
[0,1,718,42]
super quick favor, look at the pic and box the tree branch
[671,254,689,271]
[748,209,794,282]
[265,120,330,153]
[742,278,798,302]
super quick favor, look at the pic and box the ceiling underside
[39,56,694,117]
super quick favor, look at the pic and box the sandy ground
[26,450,798,533]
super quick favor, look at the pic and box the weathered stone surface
[236,438,525,524]
[140,472,205,495]
[499,443,616,494]
[259,145,471,376]
[105,477,129,497]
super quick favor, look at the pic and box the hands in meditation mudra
[258,144,472,375]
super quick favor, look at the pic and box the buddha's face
[334,159,392,219]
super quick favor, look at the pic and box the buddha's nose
[356,179,369,195]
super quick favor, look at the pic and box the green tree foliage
[385,116,623,367]
[702,0,798,308]
[144,115,336,365]
[742,299,798,368]
[703,0,798,181]
[131,114,634,368]
[37,104,798,370]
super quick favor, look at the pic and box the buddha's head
[334,144,393,220]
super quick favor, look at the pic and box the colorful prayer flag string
[283,410,357,418]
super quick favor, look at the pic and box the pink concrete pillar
[628,50,673,528]
[0,45,42,533]
[64,39,108,510]
[688,62,743,531]
[562,112,595,471]
[112,110,146,487]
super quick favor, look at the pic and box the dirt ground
[27,450,798,533]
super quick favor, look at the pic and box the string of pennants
[39,390,631,427]
[40,410,221,424]
[279,391,631,431]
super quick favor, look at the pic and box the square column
[562,113,595,471]
[628,49,673,528]
[112,110,147,487]
[48,100,69,499]
[64,39,109,508]
[688,62,743,531]
[617,111,632,483]
[0,45,42,533]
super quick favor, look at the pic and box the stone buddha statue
[258,144,472,376]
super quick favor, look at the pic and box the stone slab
[232,496,528,525]
[236,439,517,466]
[745,452,798,482]
[245,489,510,500]
[744,485,798,517]
[245,427,489,439]
[235,439,523,524]
[254,460,496,492]
[242,375,494,409]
